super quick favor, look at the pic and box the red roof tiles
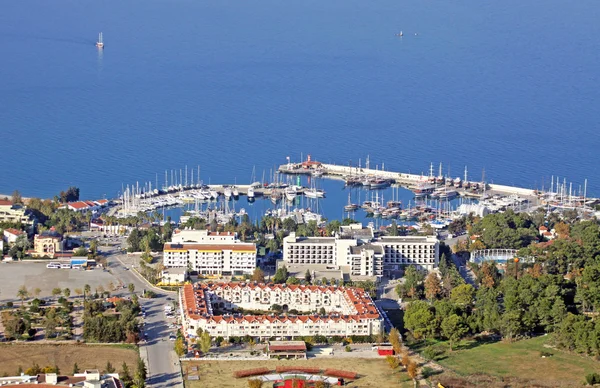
[182,282,381,324]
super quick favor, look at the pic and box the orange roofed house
[179,282,383,340]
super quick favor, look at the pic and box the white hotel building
[180,282,383,339]
[163,229,257,276]
[283,224,439,276]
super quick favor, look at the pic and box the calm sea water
[2,0,600,221]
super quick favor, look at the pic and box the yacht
[232,187,239,199]
[247,186,255,200]
[96,32,104,49]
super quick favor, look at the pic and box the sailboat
[344,192,358,212]
[96,32,104,49]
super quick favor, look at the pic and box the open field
[0,262,119,303]
[183,358,412,388]
[434,336,600,387]
[0,343,139,375]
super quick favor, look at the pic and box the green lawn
[434,335,599,387]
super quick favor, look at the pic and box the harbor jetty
[277,155,537,198]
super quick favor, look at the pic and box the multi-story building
[377,236,439,272]
[180,282,383,339]
[163,229,257,276]
[0,200,34,226]
[32,231,65,258]
[283,224,439,275]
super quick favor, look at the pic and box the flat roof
[290,237,336,244]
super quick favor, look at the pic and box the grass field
[433,336,600,387]
[0,343,139,376]
[183,358,412,388]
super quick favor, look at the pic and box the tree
[386,355,400,369]
[250,268,265,283]
[388,327,402,354]
[174,337,186,356]
[16,285,29,307]
[304,269,312,284]
[89,239,98,257]
[84,284,91,300]
[72,363,80,374]
[135,357,147,386]
[273,265,289,284]
[63,288,71,298]
[449,284,475,309]
[52,287,62,300]
[59,186,80,203]
[198,331,211,354]
[286,276,300,285]
[424,273,442,301]
[105,361,116,373]
[33,288,42,298]
[407,361,418,387]
[44,307,59,338]
[404,301,435,340]
[441,314,468,350]
[120,363,132,388]
[11,190,23,205]
[128,283,135,294]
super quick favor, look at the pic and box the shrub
[421,366,435,378]
[585,373,600,385]
[344,345,352,352]
[540,350,553,358]
[7,302,13,308]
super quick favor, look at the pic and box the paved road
[103,244,183,388]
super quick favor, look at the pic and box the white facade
[378,236,439,272]
[180,282,383,340]
[283,227,439,274]
[164,229,257,276]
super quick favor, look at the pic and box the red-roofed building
[3,228,24,243]
[180,282,382,340]
[268,341,307,359]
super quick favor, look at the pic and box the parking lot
[0,261,120,302]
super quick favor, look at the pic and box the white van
[60,263,71,269]
[46,262,61,269]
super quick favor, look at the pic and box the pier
[277,157,538,198]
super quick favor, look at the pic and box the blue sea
[1,0,599,222]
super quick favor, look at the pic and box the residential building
[180,282,383,340]
[162,267,187,284]
[3,228,24,244]
[64,199,110,213]
[377,236,439,272]
[0,370,122,388]
[33,231,64,258]
[282,224,439,275]
[163,229,257,276]
[0,200,34,226]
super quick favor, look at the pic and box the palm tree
[17,285,29,308]
[84,284,91,300]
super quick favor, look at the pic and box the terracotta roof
[4,228,23,236]
[269,342,307,352]
[0,199,13,206]
[68,201,91,210]
[539,226,548,231]
[182,282,380,324]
